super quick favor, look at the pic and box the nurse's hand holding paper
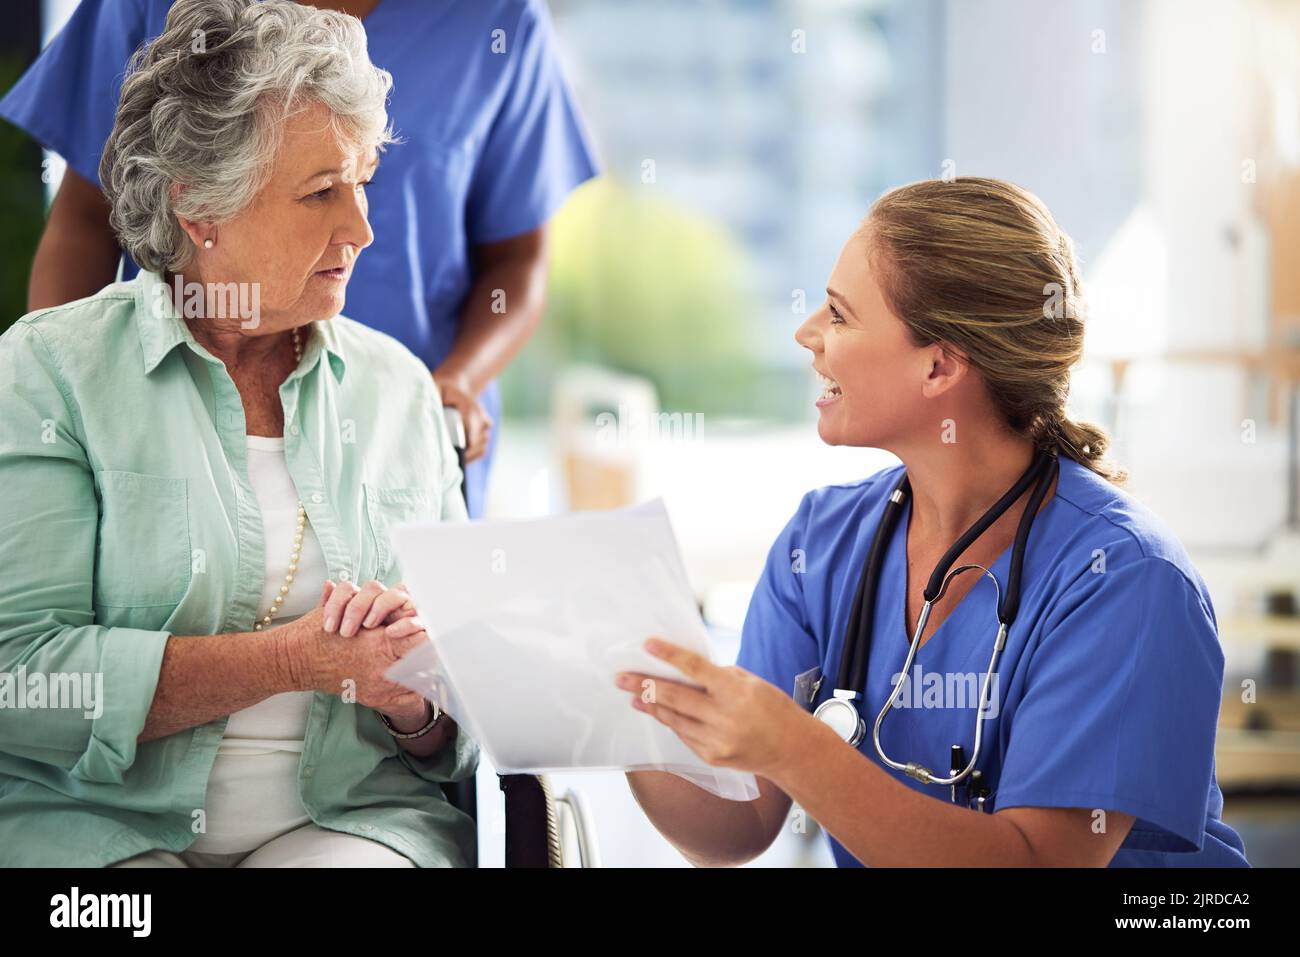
[616,638,813,777]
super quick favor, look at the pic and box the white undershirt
[190,434,330,854]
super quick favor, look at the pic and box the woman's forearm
[769,712,1035,867]
[27,168,122,312]
[436,228,548,395]
[137,628,304,743]
[625,770,774,866]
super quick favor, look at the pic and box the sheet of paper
[387,500,758,801]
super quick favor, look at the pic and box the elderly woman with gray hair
[0,0,476,867]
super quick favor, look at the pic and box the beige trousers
[109,822,417,868]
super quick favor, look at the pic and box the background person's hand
[433,370,493,463]
[615,636,812,779]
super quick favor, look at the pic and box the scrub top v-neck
[865,484,1025,801]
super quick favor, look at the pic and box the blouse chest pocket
[363,484,441,582]
[93,470,192,607]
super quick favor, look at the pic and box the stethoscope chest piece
[814,691,865,747]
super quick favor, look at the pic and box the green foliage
[502,178,797,420]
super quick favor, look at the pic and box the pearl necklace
[254,326,305,632]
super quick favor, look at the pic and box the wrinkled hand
[320,578,418,637]
[298,581,431,724]
[614,636,809,778]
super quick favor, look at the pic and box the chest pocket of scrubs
[363,484,440,582]
[93,470,192,607]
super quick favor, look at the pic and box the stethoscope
[812,448,1059,811]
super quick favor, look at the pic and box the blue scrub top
[738,455,1250,867]
[0,0,600,518]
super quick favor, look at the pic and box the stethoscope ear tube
[922,448,1055,605]
[1000,451,1057,623]
[843,478,909,694]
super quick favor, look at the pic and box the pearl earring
[203,238,214,249]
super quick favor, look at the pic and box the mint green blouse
[0,268,478,867]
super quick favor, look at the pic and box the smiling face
[180,101,378,330]
[794,228,952,450]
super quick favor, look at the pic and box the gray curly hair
[100,0,397,274]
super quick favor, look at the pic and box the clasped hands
[288,578,434,729]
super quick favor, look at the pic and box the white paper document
[387,500,758,801]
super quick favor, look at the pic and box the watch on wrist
[379,701,442,739]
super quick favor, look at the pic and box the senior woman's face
[193,101,377,329]
[794,231,935,450]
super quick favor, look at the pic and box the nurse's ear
[918,340,972,400]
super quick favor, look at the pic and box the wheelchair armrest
[500,773,560,867]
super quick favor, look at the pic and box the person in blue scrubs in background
[0,0,598,518]
[616,177,1250,867]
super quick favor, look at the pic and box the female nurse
[617,177,1250,868]
[0,0,598,517]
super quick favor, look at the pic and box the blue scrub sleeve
[994,556,1225,853]
[0,0,150,187]
[465,0,599,244]
[736,495,822,700]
